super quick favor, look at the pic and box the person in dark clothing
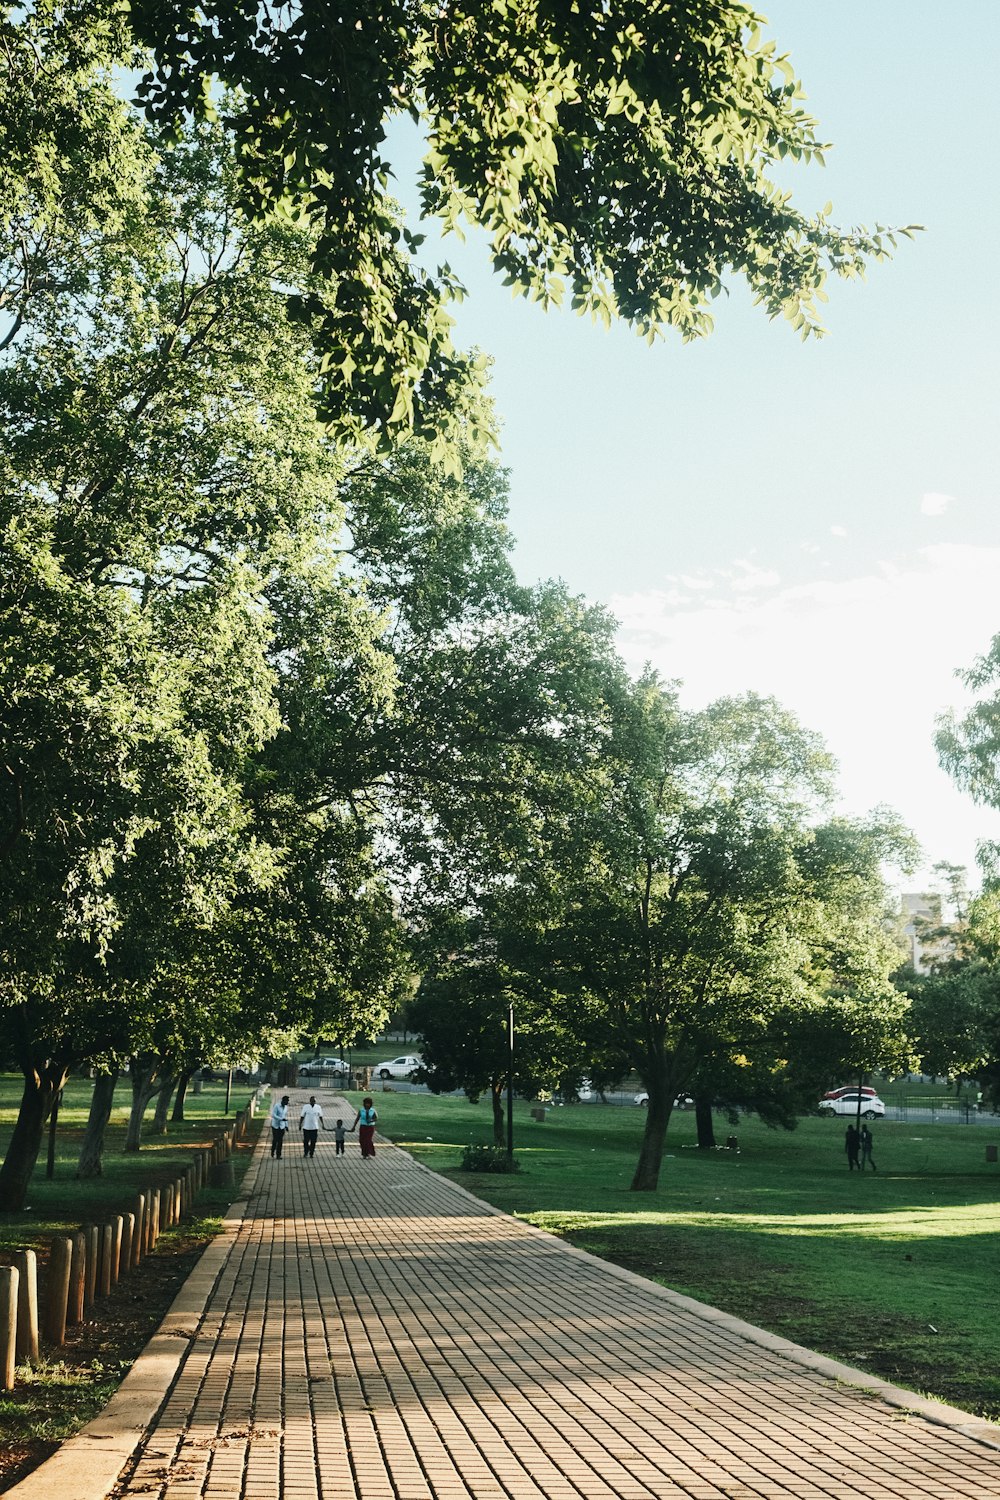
[845,1123,860,1171]
[859,1124,877,1171]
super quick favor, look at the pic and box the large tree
[4,2,912,450]
[539,679,914,1190]
[937,635,1000,878]
[0,106,402,1203]
[902,889,1000,1108]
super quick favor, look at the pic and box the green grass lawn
[372,1088,1000,1421]
[0,1074,258,1249]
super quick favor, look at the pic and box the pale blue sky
[390,3,1000,886]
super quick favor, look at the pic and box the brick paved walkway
[112,1091,1000,1500]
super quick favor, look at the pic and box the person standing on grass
[860,1124,877,1172]
[270,1094,290,1158]
[299,1095,324,1158]
[845,1123,860,1171]
[351,1096,378,1158]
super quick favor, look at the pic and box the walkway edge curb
[3,1138,266,1500]
[395,1146,1000,1457]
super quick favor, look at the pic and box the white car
[818,1092,886,1119]
[372,1054,422,1080]
[634,1092,694,1109]
[553,1078,594,1104]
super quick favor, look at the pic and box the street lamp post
[507,1001,514,1163]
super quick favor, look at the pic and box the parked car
[371,1054,423,1080]
[818,1092,886,1119]
[304,1057,349,1076]
[552,1078,595,1104]
[822,1084,878,1101]
[634,1092,694,1109]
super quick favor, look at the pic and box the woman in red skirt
[351,1096,378,1157]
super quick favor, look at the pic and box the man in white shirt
[270,1094,290,1158]
[299,1095,324,1157]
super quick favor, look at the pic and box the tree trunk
[151,1075,177,1134]
[631,1086,672,1191]
[76,1069,119,1178]
[124,1058,162,1152]
[171,1069,193,1123]
[0,1064,69,1211]
[694,1094,716,1149]
[490,1078,505,1147]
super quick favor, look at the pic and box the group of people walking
[269,1094,379,1159]
[845,1123,876,1171]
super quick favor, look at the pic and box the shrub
[460,1144,520,1174]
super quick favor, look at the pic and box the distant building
[900,892,943,974]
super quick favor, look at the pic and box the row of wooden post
[0,1094,257,1391]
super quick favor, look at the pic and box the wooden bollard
[84,1224,98,1311]
[99,1223,113,1297]
[132,1195,145,1268]
[111,1215,123,1285]
[144,1188,157,1251]
[0,1265,19,1389]
[148,1189,159,1249]
[68,1233,86,1324]
[13,1249,39,1364]
[186,1164,195,1210]
[120,1214,134,1278]
[44,1237,72,1347]
[193,1154,203,1194]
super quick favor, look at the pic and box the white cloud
[830,525,848,538]
[921,491,955,516]
[611,544,1000,885]
[728,560,781,592]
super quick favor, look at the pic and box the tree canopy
[5,2,913,450]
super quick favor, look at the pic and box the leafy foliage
[8,0,916,449]
[460,1143,519,1174]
